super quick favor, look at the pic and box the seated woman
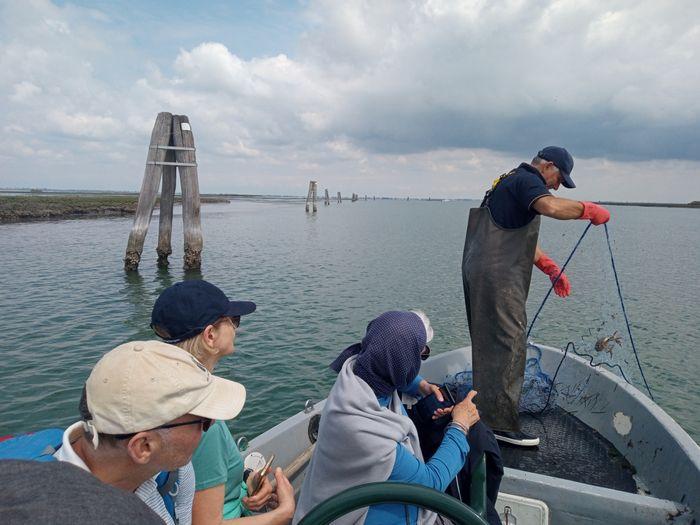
[151,280,295,525]
[293,310,481,525]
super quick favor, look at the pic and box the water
[1,199,698,443]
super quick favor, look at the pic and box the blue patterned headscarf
[329,311,426,397]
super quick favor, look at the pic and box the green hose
[297,481,489,525]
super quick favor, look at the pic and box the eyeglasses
[217,316,240,329]
[113,417,214,440]
[420,345,431,361]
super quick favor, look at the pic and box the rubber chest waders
[462,172,540,432]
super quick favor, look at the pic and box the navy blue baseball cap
[538,146,575,188]
[151,280,256,343]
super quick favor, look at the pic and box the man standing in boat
[462,146,610,447]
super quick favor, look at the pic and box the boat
[241,343,700,524]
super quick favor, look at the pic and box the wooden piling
[324,189,330,206]
[337,192,342,204]
[156,149,176,268]
[172,115,203,270]
[124,112,172,271]
[305,181,318,213]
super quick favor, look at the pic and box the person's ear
[126,432,159,465]
[201,324,218,346]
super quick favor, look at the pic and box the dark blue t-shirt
[485,163,550,229]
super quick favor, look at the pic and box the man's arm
[532,195,584,220]
[533,196,611,224]
[534,244,544,263]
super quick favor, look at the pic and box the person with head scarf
[293,310,480,525]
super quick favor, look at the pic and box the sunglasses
[217,316,240,329]
[420,344,431,361]
[113,417,214,440]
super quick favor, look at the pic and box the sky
[1,0,699,201]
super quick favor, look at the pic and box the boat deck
[500,407,638,493]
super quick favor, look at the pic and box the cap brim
[226,301,256,317]
[561,172,576,189]
[190,376,246,421]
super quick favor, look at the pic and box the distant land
[1,189,697,224]
[0,193,229,224]
[599,201,700,209]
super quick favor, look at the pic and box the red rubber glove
[580,202,610,225]
[535,254,571,297]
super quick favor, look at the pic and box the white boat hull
[246,345,699,524]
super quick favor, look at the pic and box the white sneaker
[494,430,540,447]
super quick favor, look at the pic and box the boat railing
[297,454,489,525]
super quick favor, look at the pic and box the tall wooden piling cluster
[337,192,342,203]
[124,112,203,271]
[324,189,330,206]
[305,181,318,213]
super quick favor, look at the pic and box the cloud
[298,0,700,160]
[46,110,122,139]
[10,81,42,102]
[221,138,262,159]
[0,0,699,201]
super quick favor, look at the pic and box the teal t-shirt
[191,420,248,519]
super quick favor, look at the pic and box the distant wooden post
[305,181,318,213]
[124,112,203,271]
[351,193,358,202]
[324,189,330,206]
[337,192,342,203]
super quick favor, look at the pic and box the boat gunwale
[244,344,699,521]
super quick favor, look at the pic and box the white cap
[410,310,434,343]
[85,341,246,435]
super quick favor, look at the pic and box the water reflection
[155,266,176,291]
[120,271,150,334]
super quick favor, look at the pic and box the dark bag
[407,399,505,525]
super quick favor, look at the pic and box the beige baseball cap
[85,340,246,435]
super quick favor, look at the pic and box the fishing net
[445,224,652,414]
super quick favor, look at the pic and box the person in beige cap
[54,340,246,525]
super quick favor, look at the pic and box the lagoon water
[1,199,698,442]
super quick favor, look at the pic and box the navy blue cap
[538,146,575,188]
[151,280,256,343]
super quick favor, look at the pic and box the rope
[531,340,640,414]
[604,224,654,399]
[526,222,592,339]
[526,222,655,403]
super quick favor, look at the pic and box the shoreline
[600,201,700,209]
[2,193,698,224]
[0,195,230,224]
